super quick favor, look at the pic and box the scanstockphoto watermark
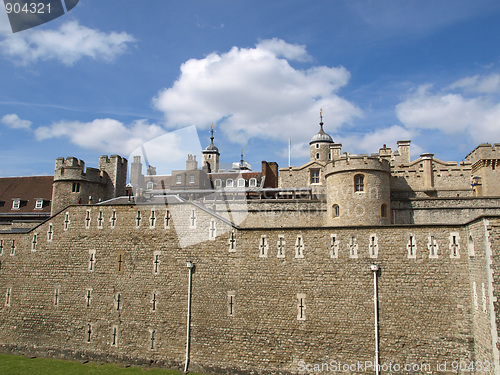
[297,360,493,373]
[298,360,431,373]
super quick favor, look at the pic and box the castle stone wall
[0,203,496,374]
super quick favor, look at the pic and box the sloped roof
[0,176,53,214]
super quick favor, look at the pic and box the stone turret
[202,124,220,173]
[51,155,127,215]
[325,155,391,226]
[309,110,334,163]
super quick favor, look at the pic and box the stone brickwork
[1,202,499,374]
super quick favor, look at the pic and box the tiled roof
[0,176,53,214]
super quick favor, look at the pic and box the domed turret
[310,109,333,162]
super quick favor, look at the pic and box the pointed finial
[319,108,324,130]
[209,123,215,143]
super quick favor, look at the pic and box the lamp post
[184,261,194,373]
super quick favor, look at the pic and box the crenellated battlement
[54,157,105,184]
[325,155,391,176]
[466,143,500,165]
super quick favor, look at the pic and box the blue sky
[2,0,500,177]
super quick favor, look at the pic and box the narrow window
[297,293,306,321]
[150,329,156,350]
[0,239,3,255]
[72,183,80,193]
[349,236,358,258]
[215,179,222,188]
[227,291,236,317]
[86,289,92,308]
[407,234,417,259]
[381,204,387,218]
[189,174,195,184]
[54,287,60,306]
[151,292,158,312]
[226,179,234,188]
[228,230,236,252]
[85,210,91,229]
[31,234,37,252]
[428,235,439,258]
[249,178,257,187]
[332,204,340,218]
[147,181,154,190]
[153,251,161,275]
[10,240,15,256]
[110,210,117,228]
[295,235,305,259]
[449,233,460,258]
[86,324,92,343]
[354,174,364,192]
[150,209,156,228]
[208,219,217,240]
[136,210,142,228]
[116,252,124,273]
[114,293,122,311]
[164,210,171,229]
[88,250,96,271]
[330,234,339,259]
[189,209,197,229]
[259,235,269,258]
[97,211,104,229]
[369,234,378,258]
[111,325,119,347]
[176,175,182,185]
[47,223,53,242]
[310,169,320,184]
[277,235,285,258]
[237,178,245,187]
[64,212,70,231]
[5,287,12,307]
[316,153,320,160]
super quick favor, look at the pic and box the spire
[240,148,244,168]
[319,108,324,131]
[209,123,215,145]
[309,109,333,145]
[203,123,219,154]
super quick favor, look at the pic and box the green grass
[0,354,207,375]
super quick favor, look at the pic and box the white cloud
[0,20,135,65]
[449,73,500,93]
[153,39,361,145]
[34,118,165,154]
[1,113,32,130]
[396,82,500,143]
[338,125,421,156]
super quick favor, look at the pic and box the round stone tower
[309,110,334,162]
[325,155,391,226]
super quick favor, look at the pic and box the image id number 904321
[5,2,51,14]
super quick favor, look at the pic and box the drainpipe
[184,261,195,373]
[371,264,380,375]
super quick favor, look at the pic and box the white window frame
[215,179,222,188]
[189,174,195,184]
[249,178,257,187]
[35,198,44,210]
[226,179,234,188]
[237,178,245,187]
[176,175,182,185]
[12,199,20,210]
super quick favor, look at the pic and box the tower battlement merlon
[466,143,500,165]
[326,155,391,175]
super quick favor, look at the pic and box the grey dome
[310,123,333,144]
[203,143,219,153]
